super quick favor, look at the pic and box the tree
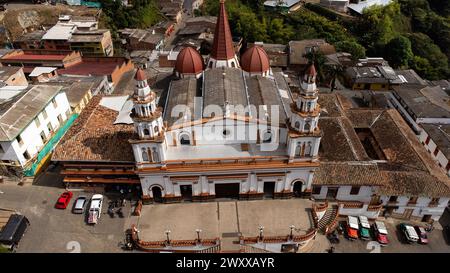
[334,40,366,60]
[407,33,449,79]
[384,36,414,68]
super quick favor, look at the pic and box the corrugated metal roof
[0,85,63,141]
[29,67,57,77]
[42,25,76,40]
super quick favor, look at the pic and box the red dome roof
[175,47,204,75]
[240,46,270,73]
[135,68,147,81]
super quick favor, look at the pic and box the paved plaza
[135,199,315,241]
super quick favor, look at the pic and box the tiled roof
[378,171,450,197]
[52,95,137,162]
[315,94,450,196]
[313,162,383,186]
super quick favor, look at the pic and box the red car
[55,191,73,209]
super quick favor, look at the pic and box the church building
[130,0,323,203]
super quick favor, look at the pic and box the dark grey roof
[421,124,450,159]
[0,85,63,141]
[245,75,287,123]
[164,77,199,127]
[202,67,247,117]
[65,82,93,107]
[395,69,428,86]
[393,84,450,119]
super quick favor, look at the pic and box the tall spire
[211,0,235,60]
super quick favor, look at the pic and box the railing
[338,201,364,209]
[130,225,220,252]
[311,205,319,228]
[367,203,383,211]
[240,229,317,245]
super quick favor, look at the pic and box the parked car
[414,226,429,244]
[88,194,103,224]
[373,221,389,246]
[0,214,30,252]
[346,216,359,240]
[72,196,87,214]
[55,191,73,209]
[358,216,371,240]
[399,223,419,243]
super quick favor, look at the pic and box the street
[0,170,133,253]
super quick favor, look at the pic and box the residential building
[118,29,165,52]
[320,0,349,12]
[0,85,72,176]
[345,58,403,90]
[28,67,58,83]
[389,83,450,177]
[348,0,392,15]
[0,66,28,87]
[0,50,82,74]
[264,0,302,12]
[249,42,288,68]
[312,94,450,221]
[63,82,94,114]
[288,39,336,72]
[57,57,134,88]
[13,15,113,56]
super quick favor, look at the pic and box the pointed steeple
[211,0,235,60]
[207,0,240,68]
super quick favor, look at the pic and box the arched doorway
[151,186,163,203]
[292,181,303,198]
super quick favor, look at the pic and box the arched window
[305,142,312,156]
[307,101,312,112]
[304,121,311,132]
[180,133,190,145]
[295,121,300,129]
[143,128,150,136]
[295,143,302,157]
[231,61,236,68]
[142,148,149,161]
[209,61,213,68]
[141,106,146,115]
[152,147,160,163]
[263,130,272,143]
[154,126,159,134]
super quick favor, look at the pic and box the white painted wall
[419,129,450,176]
[0,92,71,167]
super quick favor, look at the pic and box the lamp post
[196,229,202,243]
[289,225,295,240]
[258,226,264,242]
[165,229,171,245]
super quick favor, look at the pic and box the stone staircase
[317,205,338,233]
